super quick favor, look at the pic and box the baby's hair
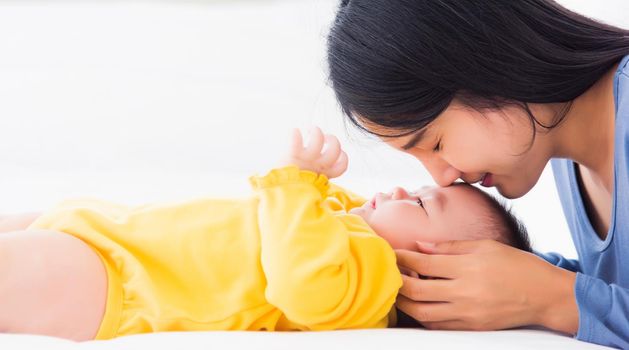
[455,183,533,252]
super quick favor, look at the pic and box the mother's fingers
[398,274,458,302]
[395,249,463,279]
[395,295,459,323]
[421,320,477,331]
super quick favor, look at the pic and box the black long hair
[327,0,629,137]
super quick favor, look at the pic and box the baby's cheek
[369,206,429,249]
[377,224,424,251]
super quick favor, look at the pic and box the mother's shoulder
[617,55,629,78]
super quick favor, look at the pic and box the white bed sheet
[0,329,612,350]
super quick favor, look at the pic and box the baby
[0,128,531,341]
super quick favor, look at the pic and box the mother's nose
[419,154,461,187]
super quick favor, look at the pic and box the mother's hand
[395,239,579,334]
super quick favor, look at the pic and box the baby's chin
[349,205,411,249]
[348,207,362,215]
[381,237,418,251]
[348,205,370,219]
[350,207,387,235]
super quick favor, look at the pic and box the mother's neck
[551,64,619,192]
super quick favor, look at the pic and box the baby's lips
[372,192,389,209]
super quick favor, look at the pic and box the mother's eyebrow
[401,128,429,150]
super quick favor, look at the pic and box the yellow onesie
[27,166,403,339]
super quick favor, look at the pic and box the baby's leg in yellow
[0,230,106,341]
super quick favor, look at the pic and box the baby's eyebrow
[401,128,429,150]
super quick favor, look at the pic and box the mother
[327,0,629,348]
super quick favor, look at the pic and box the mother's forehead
[369,125,437,151]
[357,115,434,138]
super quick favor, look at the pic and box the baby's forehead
[426,183,497,212]
[442,183,485,196]
[439,184,505,239]
[449,185,506,225]
[417,183,486,199]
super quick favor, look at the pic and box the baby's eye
[417,198,424,207]
[432,140,441,153]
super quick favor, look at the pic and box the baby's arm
[251,128,402,329]
[326,183,368,211]
[251,167,401,329]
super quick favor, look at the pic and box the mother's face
[364,101,555,199]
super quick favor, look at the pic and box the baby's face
[349,184,498,250]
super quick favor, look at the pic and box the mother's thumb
[416,240,481,255]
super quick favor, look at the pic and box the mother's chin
[493,183,530,200]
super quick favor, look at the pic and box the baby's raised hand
[283,127,348,179]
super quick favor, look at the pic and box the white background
[0,0,627,258]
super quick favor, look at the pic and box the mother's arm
[394,240,578,334]
[537,251,581,273]
[396,239,629,348]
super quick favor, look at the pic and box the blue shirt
[545,55,629,348]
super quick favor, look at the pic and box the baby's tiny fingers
[289,128,304,157]
[319,135,342,167]
[302,127,325,160]
[326,151,348,178]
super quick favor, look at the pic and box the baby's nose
[390,187,409,200]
